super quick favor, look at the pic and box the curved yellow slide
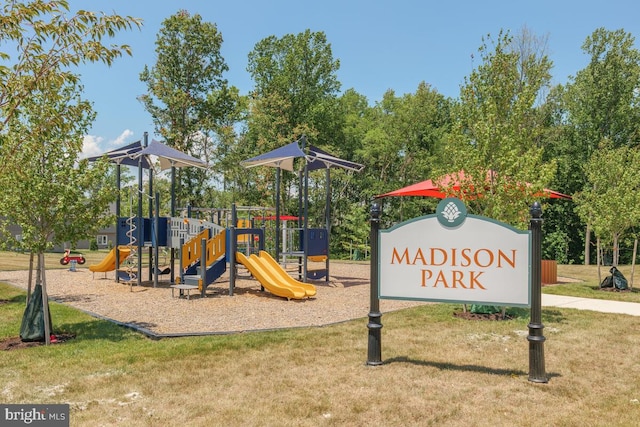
[89,246,132,273]
[235,252,307,300]
[258,251,316,297]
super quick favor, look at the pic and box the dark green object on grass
[19,284,52,342]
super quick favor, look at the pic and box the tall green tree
[560,28,640,263]
[441,30,556,228]
[139,10,240,207]
[243,29,342,220]
[247,29,341,145]
[565,28,640,154]
[1,78,116,253]
[574,141,640,266]
[357,84,451,223]
[0,0,141,344]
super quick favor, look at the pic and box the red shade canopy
[377,170,572,200]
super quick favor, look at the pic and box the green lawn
[2,282,640,426]
[2,257,640,426]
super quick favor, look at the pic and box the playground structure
[241,136,364,282]
[87,134,361,299]
[88,194,320,299]
[87,132,209,289]
[173,204,317,299]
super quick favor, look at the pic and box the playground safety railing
[170,217,224,248]
[180,228,227,272]
[180,229,210,271]
[205,229,226,265]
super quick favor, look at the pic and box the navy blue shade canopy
[241,140,364,172]
[240,141,306,172]
[86,140,152,169]
[88,139,208,170]
[307,145,364,172]
[134,139,208,170]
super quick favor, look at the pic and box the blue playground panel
[117,217,170,247]
[300,228,328,257]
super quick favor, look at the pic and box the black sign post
[528,202,548,383]
[367,201,383,365]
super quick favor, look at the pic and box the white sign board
[379,198,530,307]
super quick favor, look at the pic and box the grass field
[1,253,640,425]
[0,249,153,271]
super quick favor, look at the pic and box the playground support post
[228,203,237,296]
[170,164,176,284]
[324,167,330,282]
[200,237,206,297]
[153,192,160,289]
[367,201,383,366]
[136,135,145,288]
[148,133,153,283]
[275,167,281,262]
[115,163,121,282]
[528,201,547,383]
[302,136,309,282]
[178,237,184,285]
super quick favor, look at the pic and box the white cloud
[80,134,104,159]
[80,129,135,159]
[109,129,135,149]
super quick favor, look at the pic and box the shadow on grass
[385,356,561,379]
[541,309,567,324]
[54,319,138,343]
[449,307,568,324]
[1,294,27,304]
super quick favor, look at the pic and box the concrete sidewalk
[542,294,640,316]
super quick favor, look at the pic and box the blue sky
[70,0,640,157]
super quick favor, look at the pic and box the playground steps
[181,256,227,294]
[179,228,228,295]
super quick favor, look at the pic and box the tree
[139,10,240,208]
[560,28,640,263]
[441,30,556,228]
[355,84,451,223]
[0,0,141,160]
[574,141,640,270]
[243,29,342,222]
[0,0,141,344]
[535,84,584,264]
[1,78,117,251]
[247,29,341,141]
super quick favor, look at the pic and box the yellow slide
[257,251,316,297]
[89,246,132,273]
[235,252,307,300]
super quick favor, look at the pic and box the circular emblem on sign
[436,197,467,228]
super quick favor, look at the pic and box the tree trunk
[631,238,637,289]
[584,224,591,265]
[27,252,34,306]
[39,252,51,345]
[596,237,601,285]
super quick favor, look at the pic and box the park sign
[379,198,531,307]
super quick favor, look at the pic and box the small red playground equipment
[59,249,86,265]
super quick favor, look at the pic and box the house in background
[2,202,117,252]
